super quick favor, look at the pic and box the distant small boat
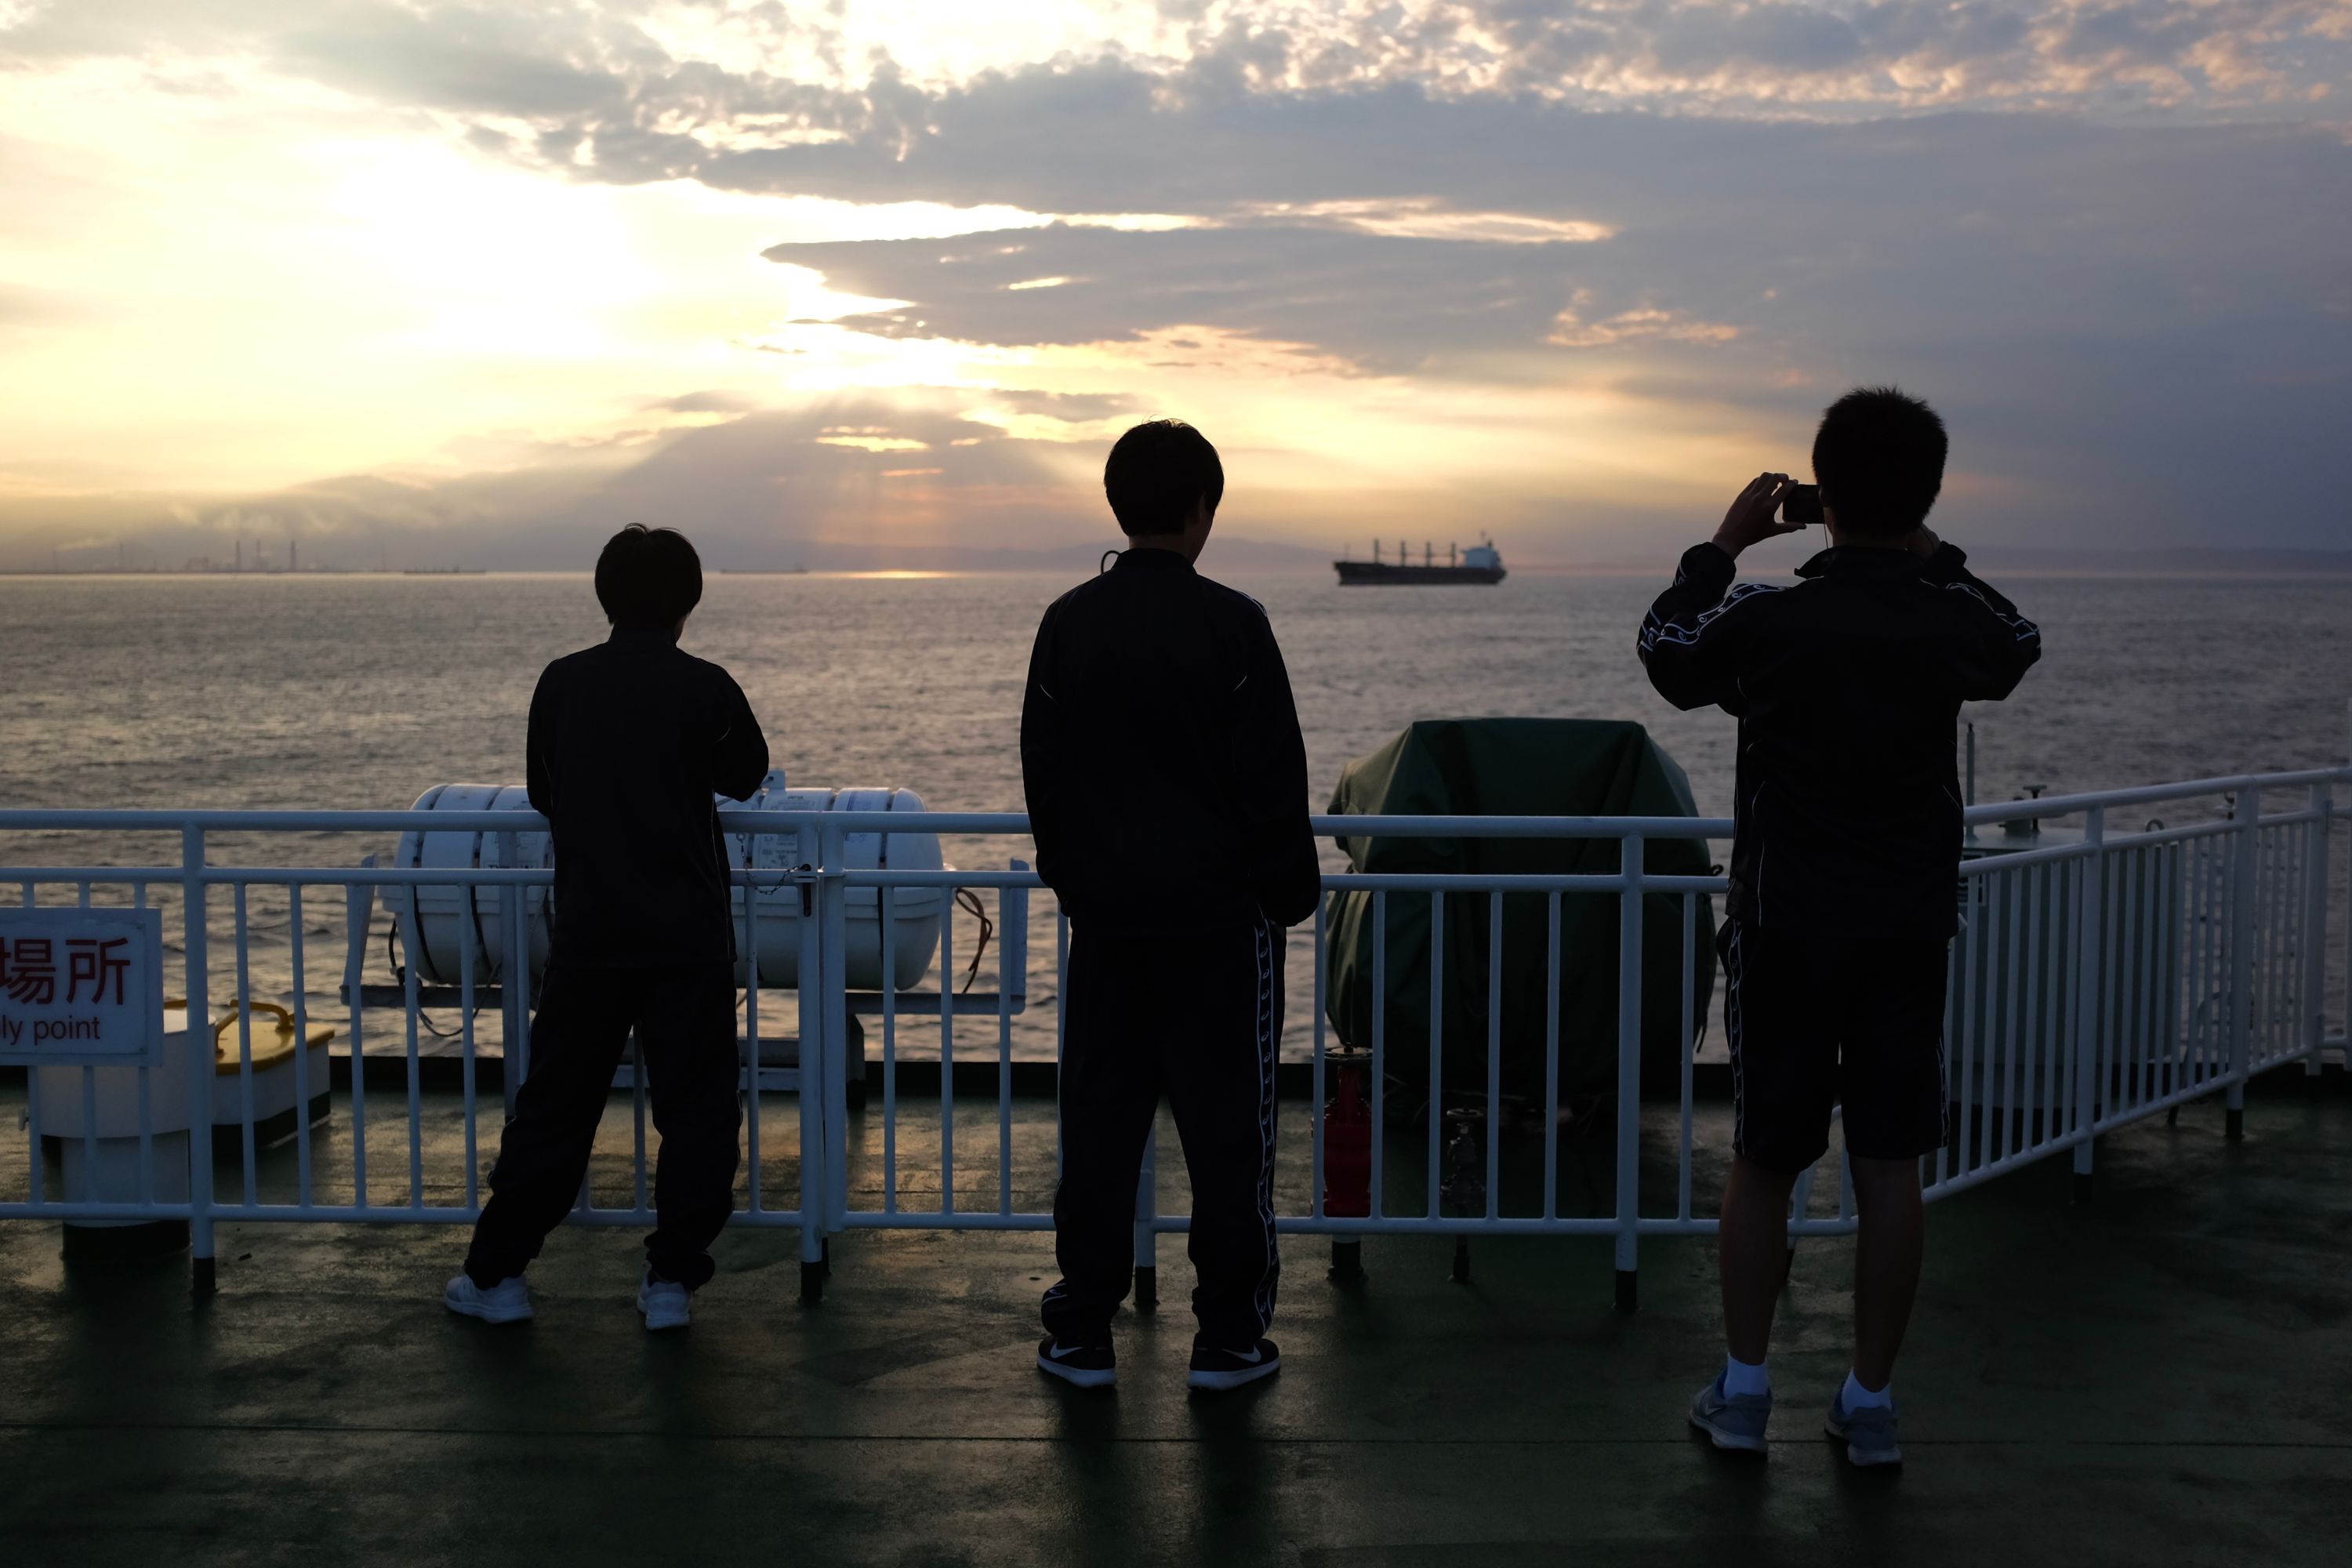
[401,567,483,575]
[1335,538,1505,586]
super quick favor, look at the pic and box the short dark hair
[594,524,702,629]
[1811,386,1947,539]
[1103,419,1223,536]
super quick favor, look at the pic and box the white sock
[1722,1352,1770,1398]
[1842,1370,1893,1410]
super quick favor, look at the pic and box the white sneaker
[637,1272,691,1331]
[444,1272,533,1323]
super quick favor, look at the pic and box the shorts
[1718,917,1951,1174]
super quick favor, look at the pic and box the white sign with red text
[0,909,165,1065]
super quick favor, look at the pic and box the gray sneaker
[1825,1391,1902,1467]
[443,1272,532,1324]
[636,1272,690,1331]
[1689,1375,1772,1453]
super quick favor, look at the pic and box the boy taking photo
[1639,387,2041,1465]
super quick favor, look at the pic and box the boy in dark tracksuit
[1021,419,1321,1392]
[1640,388,2039,1465]
[446,524,768,1331]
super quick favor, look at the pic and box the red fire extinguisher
[1323,1044,1372,1218]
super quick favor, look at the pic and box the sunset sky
[1,2,2346,568]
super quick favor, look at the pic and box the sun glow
[4,1,2316,564]
[0,59,1236,501]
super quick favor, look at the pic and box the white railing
[2,764,2343,1305]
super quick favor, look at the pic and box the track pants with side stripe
[1044,914,1282,1349]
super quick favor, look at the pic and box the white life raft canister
[726,776,945,991]
[393,784,549,989]
[394,775,944,993]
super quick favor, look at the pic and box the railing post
[740,830,764,1220]
[797,821,830,1302]
[343,867,373,1210]
[181,825,216,1294]
[2227,789,2259,1139]
[2302,782,2331,1078]
[1613,835,1643,1313]
[819,824,852,1240]
[2070,806,2104,1204]
[499,882,523,1117]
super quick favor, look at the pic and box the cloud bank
[1,1,2346,562]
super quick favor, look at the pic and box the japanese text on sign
[0,909,164,1065]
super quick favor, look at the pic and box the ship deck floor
[5,1083,2350,1566]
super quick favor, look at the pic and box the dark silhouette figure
[1639,387,2040,1465]
[1022,419,1320,1392]
[447,524,768,1330]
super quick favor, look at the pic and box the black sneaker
[1187,1337,1280,1392]
[1036,1334,1116,1388]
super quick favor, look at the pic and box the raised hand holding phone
[1711,473,1809,559]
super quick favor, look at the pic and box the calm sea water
[4,568,2347,1056]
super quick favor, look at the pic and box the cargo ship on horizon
[1335,538,1505,585]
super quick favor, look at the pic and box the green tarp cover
[1325,718,1716,1103]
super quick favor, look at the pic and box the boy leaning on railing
[444,524,768,1332]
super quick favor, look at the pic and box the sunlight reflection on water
[3,568,2347,1058]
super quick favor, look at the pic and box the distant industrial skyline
[2,2,2347,569]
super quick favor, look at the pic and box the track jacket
[1021,547,1321,932]
[1639,541,2041,939]
[528,627,770,965]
